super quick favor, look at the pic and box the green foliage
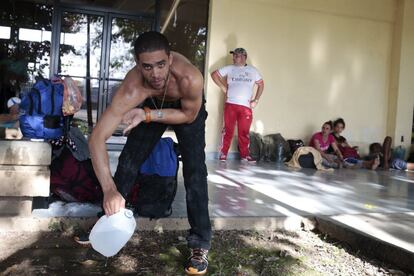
[48,221,62,232]
[71,118,89,135]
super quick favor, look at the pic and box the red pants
[220,103,252,158]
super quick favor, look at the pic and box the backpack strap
[28,93,34,116]
[32,88,41,114]
[51,84,55,115]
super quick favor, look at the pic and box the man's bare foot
[371,156,380,170]
[382,136,392,170]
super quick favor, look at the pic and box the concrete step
[0,165,50,197]
[0,216,305,232]
[316,213,414,273]
[0,140,51,219]
[0,197,33,217]
[0,140,51,166]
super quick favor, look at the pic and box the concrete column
[387,0,414,157]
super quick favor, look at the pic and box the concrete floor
[33,153,414,254]
[191,161,414,217]
[200,161,414,254]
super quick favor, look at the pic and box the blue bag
[134,137,179,219]
[19,78,64,139]
[140,137,178,177]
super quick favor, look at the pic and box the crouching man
[89,31,211,275]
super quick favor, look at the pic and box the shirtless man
[89,31,211,275]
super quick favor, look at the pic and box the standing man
[89,31,211,275]
[211,48,264,162]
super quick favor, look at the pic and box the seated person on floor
[367,136,414,171]
[331,118,379,170]
[0,97,22,139]
[309,121,344,168]
[331,118,359,156]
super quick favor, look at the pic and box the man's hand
[211,71,228,95]
[250,99,258,109]
[122,108,146,135]
[5,128,23,139]
[103,188,126,216]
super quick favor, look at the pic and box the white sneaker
[241,156,256,163]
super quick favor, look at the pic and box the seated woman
[309,121,344,168]
[332,118,359,155]
[332,118,379,170]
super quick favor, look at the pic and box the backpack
[50,136,179,219]
[19,78,64,139]
[50,146,103,203]
[287,139,305,154]
[128,137,179,219]
[298,153,317,169]
[262,133,291,162]
[50,126,102,203]
[249,131,263,161]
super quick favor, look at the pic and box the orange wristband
[143,107,151,123]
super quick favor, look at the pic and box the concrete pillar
[387,0,414,157]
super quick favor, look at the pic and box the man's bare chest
[151,84,182,101]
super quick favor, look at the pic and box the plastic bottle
[89,208,136,257]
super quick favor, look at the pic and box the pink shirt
[309,132,336,152]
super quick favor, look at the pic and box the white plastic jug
[89,208,136,257]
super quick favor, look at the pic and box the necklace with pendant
[150,73,170,119]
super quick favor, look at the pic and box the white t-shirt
[217,64,263,108]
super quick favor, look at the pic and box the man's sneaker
[241,156,256,163]
[74,232,91,246]
[219,154,227,162]
[185,248,208,275]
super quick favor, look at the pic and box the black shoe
[74,232,90,246]
[74,212,103,246]
[185,248,208,275]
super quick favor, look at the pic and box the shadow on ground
[0,229,316,276]
[1,227,408,276]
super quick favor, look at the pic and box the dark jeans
[113,97,212,250]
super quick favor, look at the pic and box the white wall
[205,0,413,156]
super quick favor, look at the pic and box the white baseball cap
[7,97,21,109]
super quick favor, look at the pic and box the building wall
[205,0,413,156]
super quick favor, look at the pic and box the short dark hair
[323,120,333,129]
[133,31,170,58]
[333,118,345,128]
[369,143,382,154]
